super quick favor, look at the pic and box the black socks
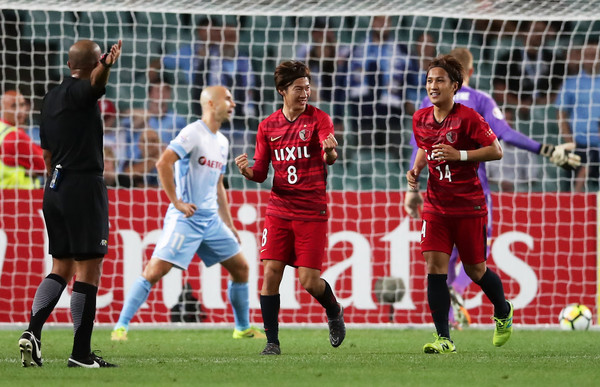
[28,273,67,340]
[475,268,509,318]
[70,281,98,360]
[260,294,280,345]
[427,274,450,339]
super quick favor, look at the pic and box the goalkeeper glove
[539,142,581,170]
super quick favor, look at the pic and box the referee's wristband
[100,53,113,68]
[459,150,468,161]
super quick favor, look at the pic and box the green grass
[1,328,599,386]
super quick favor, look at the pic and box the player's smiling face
[426,67,458,107]
[282,77,311,111]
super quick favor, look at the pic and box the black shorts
[42,172,108,259]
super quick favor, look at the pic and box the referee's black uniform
[40,77,108,259]
[19,40,120,369]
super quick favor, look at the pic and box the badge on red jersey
[299,128,311,141]
[446,131,457,144]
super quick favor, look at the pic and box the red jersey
[250,104,334,221]
[413,103,497,217]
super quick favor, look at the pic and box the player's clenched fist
[322,133,338,165]
[235,153,254,179]
[235,153,249,170]
[322,133,338,153]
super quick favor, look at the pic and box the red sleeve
[412,110,422,149]
[249,122,270,182]
[317,110,334,142]
[0,130,45,172]
[469,110,496,147]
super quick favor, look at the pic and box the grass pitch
[1,327,598,386]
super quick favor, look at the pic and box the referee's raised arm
[66,39,122,88]
[91,40,122,90]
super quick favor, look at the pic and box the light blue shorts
[152,208,241,270]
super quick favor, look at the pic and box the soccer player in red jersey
[407,55,513,354]
[235,60,345,355]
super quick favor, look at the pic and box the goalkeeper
[404,47,580,329]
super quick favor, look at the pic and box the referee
[19,39,121,368]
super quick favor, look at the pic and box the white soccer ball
[559,304,592,331]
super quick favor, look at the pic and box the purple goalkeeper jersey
[410,84,542,195]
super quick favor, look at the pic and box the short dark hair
[274,61,311,93]
[427,54,463,93]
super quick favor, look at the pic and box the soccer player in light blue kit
[112,86,264,341]
[404,48,580,329]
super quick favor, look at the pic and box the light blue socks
[115,276,152,330]
[227,280,250,331]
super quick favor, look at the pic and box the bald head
[68,40,102,72]
[199,86,235,129]
[200,86,228,110]
[1,90,29,126]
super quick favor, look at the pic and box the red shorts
[420,213,487,265]
[259,215,327,270]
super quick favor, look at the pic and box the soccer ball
[559,304,592,331]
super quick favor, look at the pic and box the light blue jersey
[169,120,229,213]
[115,120,251,334]
[153,120,240,270]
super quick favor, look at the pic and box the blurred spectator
[296,18,349,136]
[405,32,437,116]
[347,16,417,153]
[486,144,541,192]
[121,83,184,176]
[123,82,187,145]
[103,146,118,187]
[22,97,41,145]
[0,90,45,188]
[122,128,163,188]
[493,21,565,116]
[150,19,257,130]
[150,18,215,116]
[103,145,131,188]
[98,98,126,161]
[472,19,519,56]
[555,40,600,192]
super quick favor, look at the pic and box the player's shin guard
[70,281,97,361]
[475,268,509,318]
[260,294,280,345]
[227,281,250,331]
[427,274,451,339]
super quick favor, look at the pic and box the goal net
[0,0,598,327]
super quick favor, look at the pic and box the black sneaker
[67,351,118,368]
[260,342,281,355]
[328,304,346,348]
[19,331,43,367]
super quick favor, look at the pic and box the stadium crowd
[0,14,598,192]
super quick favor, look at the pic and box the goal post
[0,1,598,327]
